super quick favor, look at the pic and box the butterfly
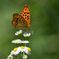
[12,4,31,31]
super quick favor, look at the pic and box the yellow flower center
[13,48,18,52]
[21,46,24,49]
[27,47,31,51]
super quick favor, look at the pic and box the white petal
[12,39,22,44]
[15,30,23,35]
[15,32,18,35]
[11,47,21,55]
[23,33,31,37]
[24,47,31,54]
[21,40,29,43]
[7,54,13,59]
[18,30,22,34]
[12,39,29,44]
[23,47,29,54]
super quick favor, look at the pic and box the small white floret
[12,39,21,44]
[22,54,28,59]
[21,40,29,43]
[12,39,29,44]
[7,54,13,59]
[23,33,31,37]
[11,47,21,56]
[15,30,23,35]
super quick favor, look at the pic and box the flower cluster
[7,46,31,59]
[15,30,31,37]
[7,29,31,59]
[11,46,31,55]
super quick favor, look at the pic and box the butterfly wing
[12,13,19,28]
[20,4,31,29]
[12,13,23,28]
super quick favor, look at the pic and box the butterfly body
[12,5,31,31]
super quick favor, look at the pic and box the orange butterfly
[12,4,31,31]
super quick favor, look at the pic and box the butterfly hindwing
[12,13,20,28]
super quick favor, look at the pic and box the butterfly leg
[22,26,31,37]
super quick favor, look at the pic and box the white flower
[18,30,23,34]
[15,30,22,35]
[23,47,31,54]
[12,39,21,44]
[23,32,31,37]
[7,54,13,59]
[22,54,28,59]
[21,46,31,54]
[9,46,31,56]
[11,47,21,56]
[12,39,29,44]
[23,47,28,54]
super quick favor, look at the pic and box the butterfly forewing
[20,4,31,29]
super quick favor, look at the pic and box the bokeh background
[0,0,59,59]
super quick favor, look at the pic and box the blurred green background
[0,0,59,59]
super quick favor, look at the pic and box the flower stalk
[7,30,31,59]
